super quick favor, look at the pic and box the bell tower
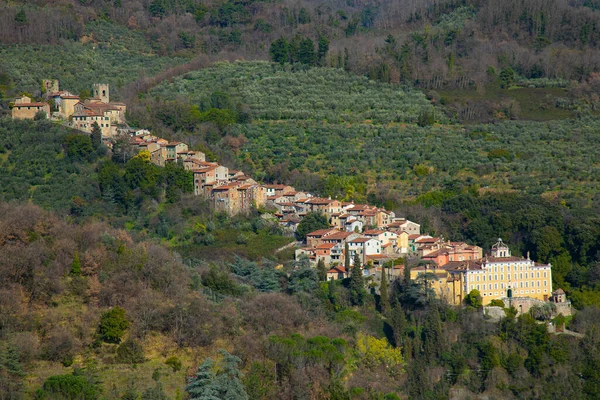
[491,238,510,258]
[93,83,110,103]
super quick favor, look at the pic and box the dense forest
[2,0,600,398]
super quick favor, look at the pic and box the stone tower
[42,79,59,96]
[93,83,110,103]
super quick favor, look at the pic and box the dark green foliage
[14,8,28,25]
[229,257,284,292]
[489,299,505,308]
[317,35,329,66]
[141,383,168,400]
[116,340,145,364]
[288,266,318,294]
[64,134,94,162]
[317,259,327,281]
[202,265,243,296]
[295,212,329,241]
[0,344,24,399]
[165,356,182,372]
[186,350,248,400]
[379,266,389,313]
[349,255,365,306]
[297,38,316,65]
[40,374,99,400]
[500,67,516,88]
[97,307,129,344]
[465,289,482,308]
[70,252,82,276]
[90,122,102,150]
[269,37,289,64]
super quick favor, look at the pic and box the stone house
[165,142,189,161]
[11,96,50,119]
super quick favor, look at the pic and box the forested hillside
[3,0,600,398]
[4,0,600,120]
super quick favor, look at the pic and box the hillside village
[10,80,570,317]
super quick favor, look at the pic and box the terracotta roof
[416,237,439,243]
[324,232,354,241]
[349,237,374,243]
[553,288,566,295]
[328,266,347,273]
[364,229,387,235]
[264,184,290,189]
[193,166,217,173]
[317,243,336,249]
[307,229,337,237]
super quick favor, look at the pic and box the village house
[327,266,348,281]
[347,237,382,265]
[165,142,188,161]
[11,96,50,120]
[386,218,421,235]
[421,241,483,265]
[306,229,338,248]
[264,184,295,197]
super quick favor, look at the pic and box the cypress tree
[380,265,389,313]
[317,259,327,281]
[349,254,365,306]
[297,38,316,65]
[91,122,102,150]
[344,243,350,270]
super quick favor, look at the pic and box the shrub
[489,299,505,308]
[116,340,145,364]
[165,356,182,372]
[97,307,129,344]
[40,374,99,400]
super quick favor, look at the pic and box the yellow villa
[411,239,553,306]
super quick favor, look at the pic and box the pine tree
[14,8,28,25]
[185,358,220,400]
[215,350,248,400]
[269,37,289,64]
[317,259,327,281]
[349,254,365,306]
[71,252,82,276]
[91,122,102,150]
[317,35,329,66]
[297,38,316,65]
[379,265,389,313]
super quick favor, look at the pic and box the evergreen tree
[295,212,329,241]
[14,8,28,25]
[344,243,350,270]
[91,122,102,150]
[97,307,129,344]
[379,265,389,313]
[388,302,407,348]
[0,344,24,398]
[297,38,316,65]
[215,350,248,400]
[71,252,82,276]
[186,351,248,400]
[349,254,365,306]
[317,35,330,66]
[317,259,328,281]
[422,306,444,363]
[269,37,289,64]
[186,358,219,400]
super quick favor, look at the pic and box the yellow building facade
[411,239,553,306]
